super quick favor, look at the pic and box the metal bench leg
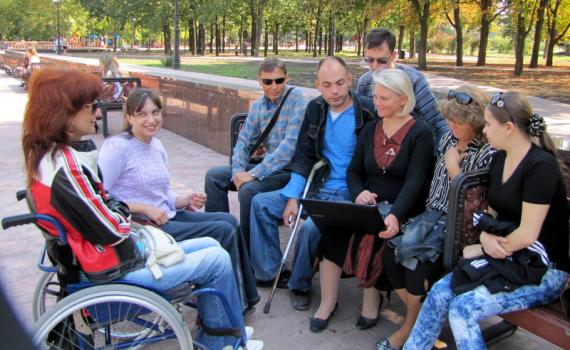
[101,108,109,138]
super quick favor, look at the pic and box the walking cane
[263,160,325,314]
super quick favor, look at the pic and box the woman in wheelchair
[22,67,262,349]
[404,92,570,350]
[97,88,260,313]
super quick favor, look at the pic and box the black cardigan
[347,118,434,222]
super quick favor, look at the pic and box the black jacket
[289,91,376,197]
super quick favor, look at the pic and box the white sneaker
[245,326,254,339]
[222,339,264,350]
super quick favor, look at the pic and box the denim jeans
[122,237,245,350]
[249,188,351,291]
[403,268,569,350]
[204,164,290,249]
[160,210,260,309]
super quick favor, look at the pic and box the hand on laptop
[355,190,377,205]
[378,214,399,239]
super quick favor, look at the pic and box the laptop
[299,198,386,234]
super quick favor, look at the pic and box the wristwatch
[248,169,257,179]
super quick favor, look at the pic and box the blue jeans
[403,268,569,350]
[122,237,244,350]
[204,165,290,250]
[249,188,351,291]
[160,210,260,309]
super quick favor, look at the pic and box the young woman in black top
[404,91,570,350]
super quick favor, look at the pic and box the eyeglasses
[260,77,286,86]
[363,57,390,65]
[448,90,473,105]
[490,92,505,108]
[83,102,98,114]
[134,109,162,119]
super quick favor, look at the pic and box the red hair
[22,67,103,186]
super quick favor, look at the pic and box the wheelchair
[2,190,248,350]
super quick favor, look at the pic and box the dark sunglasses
[448,90,473,105]
[261,77,286,85]
[364,57,390,65]
[490,92,505,108]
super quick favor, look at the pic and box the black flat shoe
[255,269,291,289]
[356,315,379,330]
[309,303,338,333]
[356,292,384,330]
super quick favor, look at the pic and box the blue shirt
[281,106,357,199]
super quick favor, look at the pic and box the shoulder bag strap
[248,87,295,159]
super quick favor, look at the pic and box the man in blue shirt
[249,57,375,311]
[357,28,448,145]
[204,58,308,248]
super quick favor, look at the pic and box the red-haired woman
[22,67,262,350]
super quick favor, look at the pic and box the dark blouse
[347,118,434,222]
[487,145,570,272]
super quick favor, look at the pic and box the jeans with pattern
[403,268,568,350]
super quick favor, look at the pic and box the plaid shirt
[231,86,308,180]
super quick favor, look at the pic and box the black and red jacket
[31,140,144,283]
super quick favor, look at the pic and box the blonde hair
[373,69,415,115]
[438,84,490,142]
[99,54,121,78]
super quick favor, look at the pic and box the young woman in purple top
[98,89,260,312]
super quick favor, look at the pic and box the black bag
[247,88,294,164]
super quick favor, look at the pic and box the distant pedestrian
[242,42,248,56]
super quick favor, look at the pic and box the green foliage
[160,55,173,67]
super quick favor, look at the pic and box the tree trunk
[529,0,547,68]
[163,22,171,55]
[274,22,279,54]
[477,0,492,66]
[409,30,415,58]
[222,16,226,53]
[173,0,180,68]
[215,17,220,56]
[264,20,269,57]
[198,23,205,55]
[411,0,430,70]
[312,0,322,57]
[295,27,299,52]
[190,19,196,55]
[546,27,556,66]
[305,31,309,52]
[327,13,335,56]
[454,3,463,66]
[250,3,257,56]
[513,7,526,76]
[397,25,405,55]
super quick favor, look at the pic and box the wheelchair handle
[2,213,68,244]
[2,213,37,229]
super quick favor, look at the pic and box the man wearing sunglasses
[205,57,308,253]
[357,28,448,145]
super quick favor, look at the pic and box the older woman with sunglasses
[376,85,493,350]
[98,89,260,313]
[22,68,261,349]
[404,91,569,350]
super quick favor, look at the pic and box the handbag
[247,87,294,164]
[135,224,185,279]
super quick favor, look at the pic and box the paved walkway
[0,68,562,349]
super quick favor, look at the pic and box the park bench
[229,113,248,164]
[1,50,25,76]
[98,77,141,137]
[444,169,570,348]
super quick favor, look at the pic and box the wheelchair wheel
[32,284,193,350]
[32,271,61,321]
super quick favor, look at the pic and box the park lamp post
[53,0,61,55]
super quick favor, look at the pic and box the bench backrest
[229,113,248,165]
[443,169,490,271]
[99,77,142,107]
